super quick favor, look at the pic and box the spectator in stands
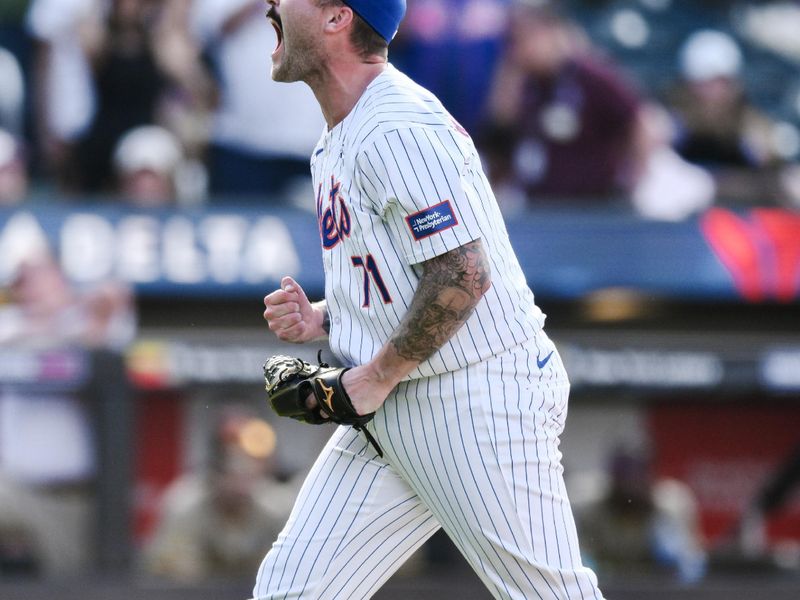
[0,247,135,349]
[630,103,716,221]
[26,0,98,190]
[190,0,325,201]
[668,29,794,205]
[153,0,217,162]
[0,247,135,578]
[481,1,647,207]
[0,128,28,204]
[62,0,211,195]
[672,29,770,169]
[144,408,296,582]
[575,445,707,584]
[391,0,509,135]
[113,125,185,206]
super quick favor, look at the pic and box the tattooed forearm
[391,239,491,362]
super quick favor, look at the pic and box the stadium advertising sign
[559,345,725,389]
[2,205,798,300]
[0,208,322,295]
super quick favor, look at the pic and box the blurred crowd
[0,0,796,214]
[0,0,325,207]
[0,247,136,575]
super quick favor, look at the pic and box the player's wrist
[310,301,329,341]
[358,362,399,399]
[368,344,416,391]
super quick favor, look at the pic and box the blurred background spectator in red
[391,0,509,135]
[480,0,647,208]
[143,407,296,582]
[190,0,324,202]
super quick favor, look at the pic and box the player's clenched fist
[263,276,327,343]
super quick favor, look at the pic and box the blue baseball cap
[342,0,406,43]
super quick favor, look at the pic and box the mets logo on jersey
[406,200,458,241]
[317,175,352,250]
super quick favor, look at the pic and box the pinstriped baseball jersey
[310,65,544,378]
[253,62,605,600]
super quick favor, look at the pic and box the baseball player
[255,1,605,598]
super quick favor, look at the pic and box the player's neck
[309,59,387,130]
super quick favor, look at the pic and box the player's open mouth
[267,7,283,56]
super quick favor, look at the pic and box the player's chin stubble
[272,35,321,84]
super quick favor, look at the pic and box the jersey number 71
[351,254,392,307]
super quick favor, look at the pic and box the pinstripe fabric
[253,338,603,599]
[252,426,440,600]
[253,65,603,600]
[312,65,543,376]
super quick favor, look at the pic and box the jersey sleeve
[355,126,486,265]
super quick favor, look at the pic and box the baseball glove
[262,353,383,456]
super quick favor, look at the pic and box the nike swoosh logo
[537,351,554,369]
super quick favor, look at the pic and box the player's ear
[323,4,353,35]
